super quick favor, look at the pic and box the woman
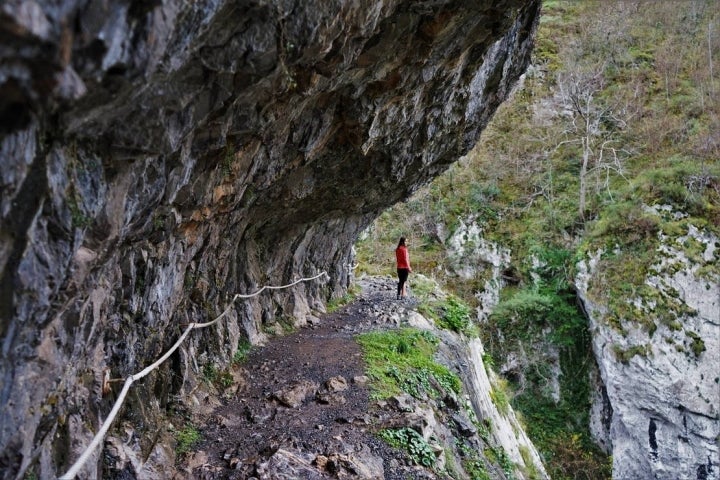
[395,236,412,300]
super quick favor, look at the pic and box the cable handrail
[59,271,328,480]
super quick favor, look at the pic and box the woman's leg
[396,269,403,299]
[397,269,409,298]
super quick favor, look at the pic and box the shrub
[438,295,472,333]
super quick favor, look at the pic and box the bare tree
[555,66,628,220]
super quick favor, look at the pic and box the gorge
[2,1,719,479]
[1,1,540,478]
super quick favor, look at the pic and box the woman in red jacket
[395,236,412,300]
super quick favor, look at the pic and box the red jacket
[395,245,411,270]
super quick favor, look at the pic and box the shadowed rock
[0,0,540,477]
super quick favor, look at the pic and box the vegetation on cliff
[356,1,718,478]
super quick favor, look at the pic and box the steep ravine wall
[577,220,720,480]
[0,1,540,478]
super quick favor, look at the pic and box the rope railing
[59,271,328,480]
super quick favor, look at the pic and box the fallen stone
[316,392,347,405]
[325,375,349,392]
[314,454,328,470]
[272,380,319,408]
[255,448,324,480]
[339,444,385,479]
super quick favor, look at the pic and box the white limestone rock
[577,217,720,480]
[446,219,511,323]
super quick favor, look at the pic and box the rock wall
[577,216,720,480]
[0,0,540,478]
[375,275,548,480]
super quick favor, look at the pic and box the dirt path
[182,277,432,479]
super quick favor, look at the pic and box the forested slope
[356,2,719,479]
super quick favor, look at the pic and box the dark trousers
[397,268,410,296]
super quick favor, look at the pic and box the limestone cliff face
[577,213,720,480]
[0,0,540,478]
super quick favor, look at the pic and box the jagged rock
[244,406,276,425]
[577,219,720,480]
[445,219,513,324]
[404,406,438,440]
[325,375,349,392]
[316,392,347,406]
[389,393,416,413]
[0,0,541,477]
[255,448,324,480]
[336,445,385,479]
[104,430,177,479]
[452,413,477,437]
[437,335,548,478]
[273,380,319,408]
[315,447,384,479]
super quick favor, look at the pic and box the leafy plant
[438,295,472,333]
[458,440,491,480]
[483,446,516,479]
[379,427,436,468]
[233,338,252,364]
[202,363,234,390]
[176,424,201,455]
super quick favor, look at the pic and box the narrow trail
[182,277,432,480]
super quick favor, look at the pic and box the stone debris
[325,375,349,392]
[316,391,347,406]
[178,276,549,479]
[272,380,319,408]
[452,413,477,437]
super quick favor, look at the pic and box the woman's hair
[397,236,406,247]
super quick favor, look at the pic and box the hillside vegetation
[356,1,719,478]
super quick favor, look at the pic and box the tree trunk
[579,136,590,220]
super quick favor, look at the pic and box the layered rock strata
[0,0,540,478]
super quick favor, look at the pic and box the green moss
[221,141,235,177]
[232,338,252,364]
[685,330,706,358]
[483,446,516,479]
[175,424,201,455]
[202,363,234,390]
[489,381,511,417]
[327,284,361,312]
[357,328,461,401]
[612,344,650,364]
[67,194,92,228]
